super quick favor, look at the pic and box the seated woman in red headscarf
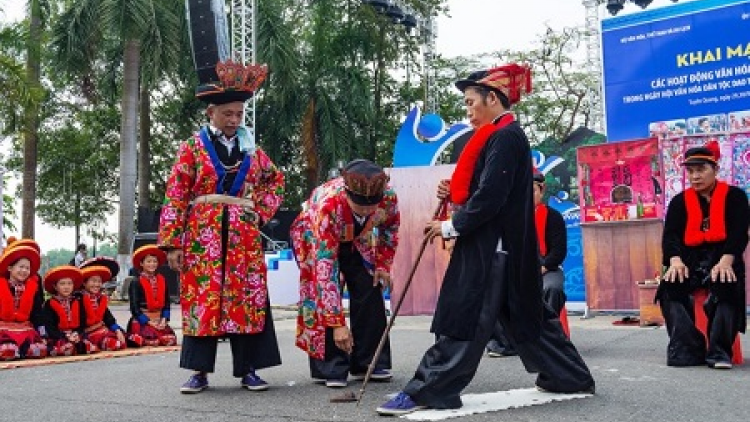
[658,140,749,369]
[0,244,48,360]
[80,262,127,351]
[126,245,177,347]
[42,266,97,356]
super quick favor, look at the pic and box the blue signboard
[602,0,750,142]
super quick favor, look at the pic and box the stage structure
[603,0,683,16]
[230,0,258,129]
[361,0,438,112]
[583,0,604,133]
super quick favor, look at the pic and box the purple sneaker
[241,371,269,391]
[180,373,208,394]
[376,391,426,416]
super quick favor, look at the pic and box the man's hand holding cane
[167,249,185,272]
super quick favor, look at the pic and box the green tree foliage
[51,0,185,256]
[423,26,598,147]
[485,27,598,144]
[534,132,605,203]
[0,6,44,237]
[34,109,119,243]
[1,1,599,245]
[2,183,17,234]
[256,0,445,206]
[41,248,74,273]
[0,22,41,135]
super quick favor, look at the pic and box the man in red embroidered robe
[486,168,568,357]
[658,142,749,369]
[378,65,593,416]
[291,159,400,388]
[159,59,284,393]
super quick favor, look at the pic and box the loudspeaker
[186,0,230,83]
[136,206,162,233]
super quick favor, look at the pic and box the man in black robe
[377,64,594,416]
[657,141,749,369]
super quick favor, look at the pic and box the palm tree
[21,0,46,238]
[254,0,304,203]
[0,9,44,237]
[51,0,182,270]
[0,23,38,135]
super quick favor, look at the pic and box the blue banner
[602,0,750,142]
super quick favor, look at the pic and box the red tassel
[705,140,720,161]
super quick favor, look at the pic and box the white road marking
[402,388,593,421]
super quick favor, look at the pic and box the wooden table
[581,219,664,311]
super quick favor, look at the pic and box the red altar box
[642,203,658,218]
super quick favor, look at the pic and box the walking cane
[356,198,448,406]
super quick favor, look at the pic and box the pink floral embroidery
[291,178,400,359]
[158,134,284,336]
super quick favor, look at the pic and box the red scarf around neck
[139,274,166,312]
[50,297,81,331]
[83,292,108,327]
[450,114,516,205]
[683,180,729,246]
[0,276,37,322]
[535,204,549,256]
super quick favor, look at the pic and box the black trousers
[179,305,282,377]
[180,206,282,377]
[404,253,594,409]
[488,269,566,354]
[542,269,566,316]
[658,283,737,366]
[309,245,391,380]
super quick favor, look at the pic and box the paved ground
[1,305,749,421]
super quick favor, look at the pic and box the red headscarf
[473,64,532,105]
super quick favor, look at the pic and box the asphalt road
[1,306,748,422]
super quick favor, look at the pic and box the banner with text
[602,0,750,142]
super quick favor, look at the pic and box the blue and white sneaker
[351,369,393,381]
[376,391,426,416]
[241,371,269,391]
[180,373,209,394]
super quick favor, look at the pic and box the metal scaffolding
[230,0,257,128]
[583,0,604,133]
[421,13,438,113]
[388,0,438,113]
